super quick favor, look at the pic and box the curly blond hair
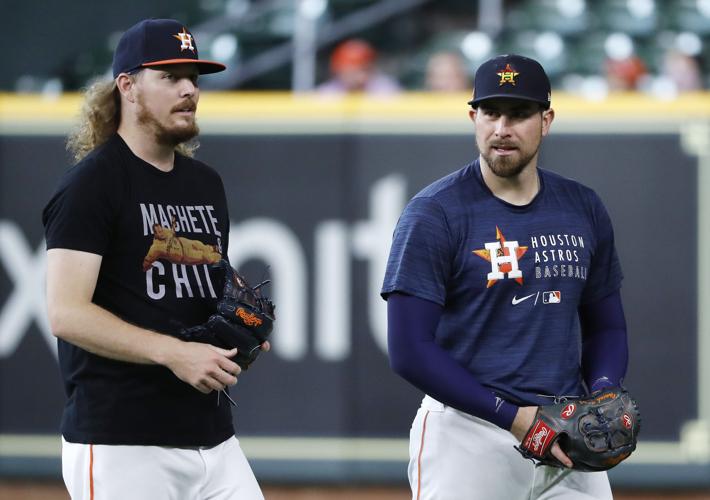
[66,76,197,163]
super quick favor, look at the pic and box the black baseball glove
[180,259,275,369]
[515,388,641,472]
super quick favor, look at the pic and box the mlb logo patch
[542,291,561,304]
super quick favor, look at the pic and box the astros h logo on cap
[497,63,519,86]
[173,27,195,53]
[112,18,226,78]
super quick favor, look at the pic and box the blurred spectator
[424,51,471,92]
[661,49,703,92]
[605,55,647,90]
[317,39,401,95]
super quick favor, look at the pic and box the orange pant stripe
[416,410,430,500]
[89,444,94,500]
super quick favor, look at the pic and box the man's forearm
[49,300,180,366]
[579,290,629,390]
[387,293,519,429]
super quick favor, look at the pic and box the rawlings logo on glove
[236,308,263,327]
[516,388,641,472]
[180,259,275,369]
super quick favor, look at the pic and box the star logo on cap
[173,27,195,52]
[497,64,519,86]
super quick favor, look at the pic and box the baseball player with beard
[43,19,266,499]
[382,54,629,499]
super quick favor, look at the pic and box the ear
[468,108,477,123]
[116,73,137,104]
[541,108,555,136]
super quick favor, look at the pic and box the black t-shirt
[43,134,234,446]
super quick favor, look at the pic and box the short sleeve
[381,196,453,305]
[42,160,122,255]
[217,175,230,257]
[580,193,623,304]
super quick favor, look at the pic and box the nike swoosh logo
[511,293,536,305]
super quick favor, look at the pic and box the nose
[179,78,197,97]
[494,115,511,136]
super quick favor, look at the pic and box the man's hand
[164,341,242,394]
[513,390,640,471]
[511,406,573,468]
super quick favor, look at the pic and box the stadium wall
[0,93,708,488]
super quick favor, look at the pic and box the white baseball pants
[408,396,613,500]
[62,435,263,500]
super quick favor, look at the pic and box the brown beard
[136,93,199,147]
[476,129,542,178]
[480,146,539,178]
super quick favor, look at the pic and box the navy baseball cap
[468,54,551,109]
[112,18,226,78]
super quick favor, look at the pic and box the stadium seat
[663,0,710,35]
[593,0,659,37]
[496,30,569,84]
[505,0,591,36]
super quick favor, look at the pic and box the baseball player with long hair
[43,19,265,499]
[382,54,629,499]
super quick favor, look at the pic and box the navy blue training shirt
[382,160,623,407]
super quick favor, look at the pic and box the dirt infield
[1,481,710,499]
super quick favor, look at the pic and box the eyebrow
[161,69,199,78]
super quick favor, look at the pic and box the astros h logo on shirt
[473,226,528,288]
